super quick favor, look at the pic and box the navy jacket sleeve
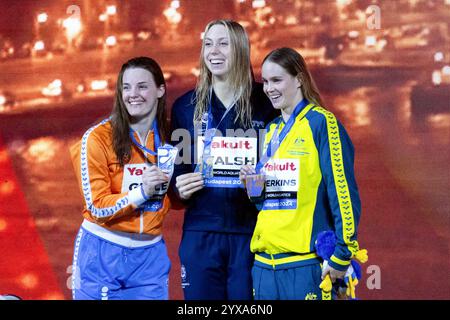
[317,111,361,271]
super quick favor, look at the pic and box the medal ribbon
[202,89,238,154]
[129,120,164,211]
[129,120,160,158]
[255,99,314,173]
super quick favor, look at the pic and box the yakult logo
[126,166,147,176]
[263,161,297,172]
[211,140,252,150]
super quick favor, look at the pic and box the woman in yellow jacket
[241,48,362,300]
[70,57,176,300]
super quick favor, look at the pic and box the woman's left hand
[321,263,347,283]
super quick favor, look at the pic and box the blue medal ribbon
[129,120,164,212]
[129,120,160,158]
[202,91,237,154]
[255,99,314,173]
[197,90,237,180]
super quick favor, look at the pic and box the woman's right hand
[175,172,204,200]
[239,165,256,184]
[141,165,169,197]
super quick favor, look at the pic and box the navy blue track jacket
[170,83,278,234]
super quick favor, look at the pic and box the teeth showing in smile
[129,101,144,105]
[210,59,224,64]
[270,95,281,100]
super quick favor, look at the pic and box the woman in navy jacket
[170,19,278,300]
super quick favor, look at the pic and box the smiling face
[203,24,232,80]
[121,67,164,122]
[262,60,304,114]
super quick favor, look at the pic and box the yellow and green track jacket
[250,102,361,271]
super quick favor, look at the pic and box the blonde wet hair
[193,19,253,128]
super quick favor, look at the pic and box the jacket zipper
[136,130,151,234]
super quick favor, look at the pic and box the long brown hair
[111,56,168,166]
[263,47,325,108]
[194,19,253,127]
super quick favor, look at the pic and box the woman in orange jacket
[70,56,176,300]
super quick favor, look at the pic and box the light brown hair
[263,47,325,108]
[111,56,168,166]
